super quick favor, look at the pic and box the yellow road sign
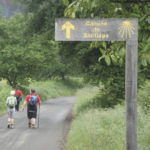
[118,20,135,39]
[62,21,75,39]
[55,19,137,41]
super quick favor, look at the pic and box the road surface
[0,96,75,150]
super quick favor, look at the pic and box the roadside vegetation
[0,78,83,115]
[0,0,150,149]
[65,86,150,150]
[0,80,12,114]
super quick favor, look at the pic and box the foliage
[0,14,59,87]
[16,0,75,80]
[63,41,126,107]
[0,0,71,87]
[28,78,83,100]
[0,14,31,87]
[0,78,83,115]
[64,0,150,76]
[0,80,12,114]
[1,0,149,109]
[62,0,150,107]
[65,87,150,150]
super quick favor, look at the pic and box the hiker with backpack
[6,90,17,129]
[15,86,23,112]
[22,89,41,128]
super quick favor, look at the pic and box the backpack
[15,95,22,102]
[28,95,37,107]
[8,96,16,108]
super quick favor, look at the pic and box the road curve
[0,96,75,150]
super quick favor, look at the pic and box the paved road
[0,96,75,150]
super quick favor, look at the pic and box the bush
[28,78,83,101]
[0,80,12,114]
[65,87,150,150]
[87,81,124,108]
[0,78,83,115]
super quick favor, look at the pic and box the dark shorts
[27,106,37,119]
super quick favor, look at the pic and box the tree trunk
[7,78,17,88]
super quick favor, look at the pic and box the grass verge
[65,87,150,150]
[27,78,83,101]
[0,80,12,115]
[0,78,83,115]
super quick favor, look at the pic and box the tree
[62,0,150,107]
[17,0,75,80]
[0,14,28,87]
[0,14,52,87]
[64,0,150,75]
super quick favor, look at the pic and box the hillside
[0,0,24,17]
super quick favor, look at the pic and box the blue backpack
[29,95,37,106]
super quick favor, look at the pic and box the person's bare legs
[7,118,11,128]
[10,118,14,128]
[8,118,14,128]
[31,118,36,128]
[10,118,14,124]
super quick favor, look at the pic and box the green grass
[65,87,150,150]
[0,78,83,115]
[0,80,12,115]
[28,78,83,101]
[137,106,150,150]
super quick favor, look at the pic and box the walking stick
[37,103,40,128]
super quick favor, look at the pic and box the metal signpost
[55,18,138,150]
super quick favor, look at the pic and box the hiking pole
[37,103,40,128]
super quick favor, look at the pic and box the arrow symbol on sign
[62,21,75,39]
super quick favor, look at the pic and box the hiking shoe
[10,124,14,129]
[31,124,36,129]
[7,124,10,128]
